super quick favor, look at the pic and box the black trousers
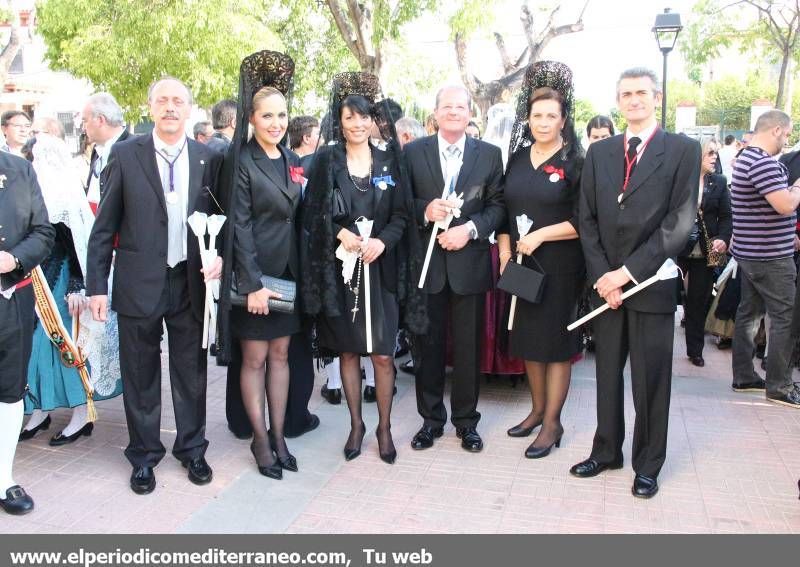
[117,263,208,468]
[589,307,674,479]
[416,284,484,429]
[679,257,715,357]
[0,286,34,404]
[225,331,316,438]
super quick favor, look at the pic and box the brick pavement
[2,315,799,534]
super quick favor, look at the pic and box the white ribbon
[355,218,375,353]
[507,214,534,331]
[187,212,225,349]
[418,187,464,289]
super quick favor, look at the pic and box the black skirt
[509,270,584,362]
[230,270,301,341]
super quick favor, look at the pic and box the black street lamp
[652,8,683,130]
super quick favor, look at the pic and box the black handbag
[497,257,547,304]
[229,274,296,314]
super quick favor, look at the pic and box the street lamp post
[652,8,683,130]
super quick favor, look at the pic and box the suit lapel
[187,140,205,214]
[135,135,166,211]
[454,137,478,194]
[621,129,665,202]
[251,140,293,205]
[602,134,625,202]
[371,146,391,212]
[278,144,301,208]
[423,136,444,191]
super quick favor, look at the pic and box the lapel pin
[383,166,388,172]
[200,159,205,165]
[0,174,6,189]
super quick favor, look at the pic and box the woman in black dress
[302,73,426,465]
[498,61,584,459]
[220,52,303,481]
[678,138,731,367]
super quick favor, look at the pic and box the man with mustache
[87,77,224,495]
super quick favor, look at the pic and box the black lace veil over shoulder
[217,50,296,363]
[302,71,427,335]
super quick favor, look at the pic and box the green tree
[572,97,596,135]
[36,0,281,123]
[664,80,702,131]
[698,73,776,133]
[681,0,800,110]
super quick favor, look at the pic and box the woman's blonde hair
[251,86,286,112]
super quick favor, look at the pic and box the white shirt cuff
[465,220,478,239]
[622,265,639,286]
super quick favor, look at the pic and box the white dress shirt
[153,131,190,266]
[432,132,478,238]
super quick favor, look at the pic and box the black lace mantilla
[239,50,295,109]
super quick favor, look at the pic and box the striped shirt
[730,146,795,260]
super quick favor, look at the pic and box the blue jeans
[732,257,796,395]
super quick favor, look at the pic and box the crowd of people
[2,50,799,519]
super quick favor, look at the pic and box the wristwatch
[13,256,22,271]
[468,226,478,240]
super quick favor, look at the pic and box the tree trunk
[775,46,790,109]
[0,23,21,88]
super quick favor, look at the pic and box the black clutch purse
[497,257,547,304]
[229,274,296,314]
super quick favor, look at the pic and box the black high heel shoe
[524,430,564,459]
[268,430,298,472]
[506,416,542,438]
[344,422,366,461]
[376,427,397,465]
[250,440,282,480]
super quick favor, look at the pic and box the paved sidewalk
[2,315,799,534]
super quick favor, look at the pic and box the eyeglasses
[5,122,31,129]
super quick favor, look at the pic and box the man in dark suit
[405,85,505,452]
[87,77,223,496]
[81,92,133,204]
[0,151,55,514]
[573,68,700,498]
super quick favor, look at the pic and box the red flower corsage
[289,166,305,184]
[542,164,565,182]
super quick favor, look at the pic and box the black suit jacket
[321,144,407,294]
[85,129,133,196]
[86,135,223,320]
[579,129,701,313]
[0,152,55,289]
[780,150,800,185]
[233,139,302,294]
[700,173,732,246]
[404,134,505,295]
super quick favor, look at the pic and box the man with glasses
[1,111,32,157]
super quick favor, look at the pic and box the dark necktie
[626,136,642,177]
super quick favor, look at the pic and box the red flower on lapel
[289,166,305,184]
[542,164,565,181]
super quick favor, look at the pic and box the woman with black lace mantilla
[302,72,426,465]
[218,51,303,481]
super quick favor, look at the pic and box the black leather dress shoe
[363,385,376,402]
[18,415,51,441]
[456,426,484,452]
[285,414,320,439]
[227,424,253,440]
[399,359,416,375]
[632,474,659,498]
[321,385,342,405]
[410,425,443,450]
[0,485,34,515]
[49,422,94,446]
[569,458,623,478]
[182,457,213,485]
[689,355,705,367]
[130,466,156,495]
